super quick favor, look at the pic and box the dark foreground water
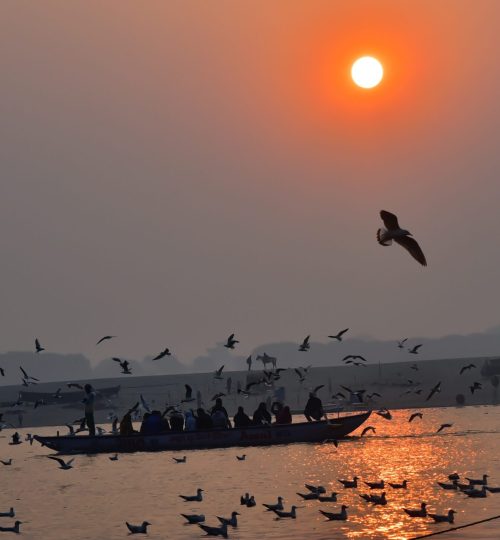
[1,406,499,539]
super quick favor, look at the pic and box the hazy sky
[1,1,499,365]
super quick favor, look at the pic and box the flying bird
[328,328,349,341]
[377,210,427,266]
[470,382,482,394]
[410,363,419,371]
[20,366,39,382]
[112,358,132,374]
[409,412,423,423]
[460,363,476,375]
[214,365,224,379]
[436,423,453,433]
[224,333,239,349]
[96,335,115,345]
[397,338,408,348]
[0,367,4,377]
[35,338,45,353]
[48,456,75,470]
[343,355,367,362]
[298,335,310,352]
[152,347,171,360]
[125,521,151,534]
[294,368,306,383]
[361,426,376,437]
[426,381,441,401]
[408,344,423,354]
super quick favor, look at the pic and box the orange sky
[0,1,499,363]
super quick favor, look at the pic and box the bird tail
[377,228,392,246]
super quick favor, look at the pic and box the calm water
[2,406,500,540]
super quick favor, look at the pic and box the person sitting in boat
[139,411,162,434]
[271,401,284,421]
[119,411,136,436]
[276,405,292,424]
[195,408,213,430]
[233,406,252,428]
[304,393,325,422]
[169,409,185,432]
[184,410,197,431]
[252,402,272,425]
[210,398,231,428]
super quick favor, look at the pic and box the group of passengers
[119,392,324,436]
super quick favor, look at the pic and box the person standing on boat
[83,384,96,436]
[304,392,325,422]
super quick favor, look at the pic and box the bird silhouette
[152,347,171,360]
[377,210,427,266]
[35,338,45,353]
[96,335,115,345]
[328,328,349,341]
[224,333,239,349]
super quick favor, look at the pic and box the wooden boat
[19,385,121,405]
[34,411,371,454]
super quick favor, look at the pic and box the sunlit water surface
[2,406,500,539]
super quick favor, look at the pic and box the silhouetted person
[276,405,292,424]
[271,401,284,422]
[119,411,135,436]
[140,410,162,435]
[195,408,213,430]
[304,393,324,422]
[83,384,96,436]
[210,398,231,428]
[253,402,271,425]
[184,410,197,431]
[233,406,252,428]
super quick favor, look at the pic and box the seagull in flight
[436,423,453,433]
[426,381,441,401]
[470,382,482,394]
[409,412,423,422]
[408,344,422,354]
[35,338,45,353]
[377,210,427,266]
[112,358,132,374]
[328,328,349,341]
[397,338,408,349]
[152,347,171,360]
[298,335,310,352]
[48,456,75,470]
[96,335,115,345]
[214,365,224,379]
[343,355,367,362]
[361,426,376,437]
[224,333,239,349]
[460,363,476,375]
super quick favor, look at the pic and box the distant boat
[18,386,120,405]
[34,411,371,455]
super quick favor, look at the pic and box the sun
[351,56,383,89]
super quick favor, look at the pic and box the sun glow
[351,56,384,89]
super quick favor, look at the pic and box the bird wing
[380,210,400,230]
[313,385,325,393]
[20,366,28,378]
[394,236,427,266]
[111,357,121,363]
[339,328,349,337]
[48,456,66,466]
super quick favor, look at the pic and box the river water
[1,406,499,539]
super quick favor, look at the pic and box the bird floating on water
[173,456,187,463]
[429,509,456,523]
[0,521,21,534]
[236,454,246,461]
[318,492,338,502]
[109,454,119,461]
[338,477,358,488]
[179,489,203,502]
[0,509,14,518]
[198,521,228,538]
[304,483,326,494]
[272,505,299,519]
[404,502,427,518]
[262,497,284,511]
[216,512,239,527]
[465,474,488,486]
[377,210,427,266]
[389,480,408,489]
[319,506,348,521]
[297,491,319,500]
[364,480,384,490]
[181,513,205,524]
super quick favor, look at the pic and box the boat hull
[34,411,370,454]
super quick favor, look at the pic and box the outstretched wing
[48,456,65,466]
[394,236,427,266]
[380,210,400,230]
